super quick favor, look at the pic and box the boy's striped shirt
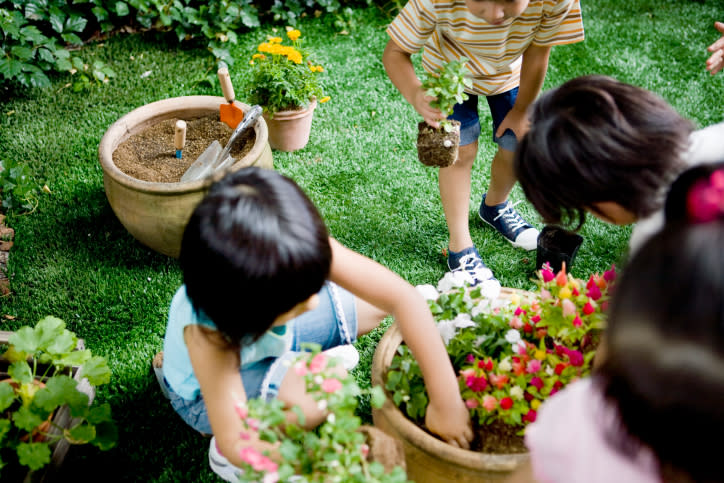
[388,0,584,95]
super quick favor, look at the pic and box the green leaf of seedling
[86,403,112,425]
[56,349,92,368]
[65,423,95,444]
[8,326,41,354]
[17,442,51,471]
[0,384,16,412]
[33,316,67,351]
[291,405,305,427]
[8,361,33,384]
[43,375,89,415]
[0,418,11,442]
[369,386,385,409]
[13,405,46,432]
[91,420,118,450]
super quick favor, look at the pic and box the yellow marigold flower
[258,43,272,53]
[268,36,283,44]
[249,60,254,65]
[319,96,331,103]
[315,65,324,73]
[252,53,266,60]
[287,29,301,41]
[531,399,541,410]
[287,51,303,64]
[534,350,546,361]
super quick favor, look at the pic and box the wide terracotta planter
[98,96,273,258]
[263,99,317,152]
[371,288,531,483]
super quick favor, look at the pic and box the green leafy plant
[386,263,615,433]
[243,28,330,117]
[0,159,37,214]
[0,316,117,477]
[233,344,409,483]
[420,57,472,132]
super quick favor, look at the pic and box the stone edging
[0,213,13,297]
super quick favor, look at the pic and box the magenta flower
[321,378,343,393]
[514,306,526,316]
[531,314,541,324]
[523,409,537,423]
[466,375,487,392]
[466,354,475,363]
[542,268,555,282]
[567,349,584,367]
[604,265,616,282]
[530,377,544,390]
[586,283,602,301]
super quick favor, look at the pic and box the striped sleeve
[387,0,437,54]
[533,0,584,46]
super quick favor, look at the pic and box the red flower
[466,375,487,392]
[524,391,534,402]
[554,363,567,375]
[583,301,595,315]
[572,313,582,327]
[530,377,544,390]
[553,380,563,390]
[523,323,534,333]
[531,314,541,324]
[524,409,537,423]
[572,287,580,296]
[485,358,494,371]
[500,397,513,410]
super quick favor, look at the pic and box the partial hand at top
[425,396,474,450]
[495,107,530,140]
[414,87,444,129]
[706,21,724,75]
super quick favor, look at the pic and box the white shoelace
[453,254,493,281]
[493,200,529,232]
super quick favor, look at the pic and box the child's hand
[414,87,444,129]
[424,397,473,449]
[496,107,530,140]
[706,21,724,75]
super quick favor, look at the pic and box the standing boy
[383,0,584,283]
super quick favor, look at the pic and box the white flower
[471,299,490,317]
[437,271,472,292]
[479,279,502,300]
[474,335,488,347]
[545,365,554,376]
[505,329,521,344]
[453,313,475,329]
[498,358,512,372]
[314,375,324,385]
[510,385,524,400]
[317,399,328,411]
[437,320,457,345]
[326,413,336,424]
[416,284,439,301]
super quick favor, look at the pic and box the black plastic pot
[536,226,584,273]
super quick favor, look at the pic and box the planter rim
[265,98,318,120]
[98,95,269,194]
[371,287,533,472]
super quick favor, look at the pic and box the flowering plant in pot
[232,344,409,483]
[244,28,330,152]
[0,316,117,479]
[417,57,472,167]
[384,263,615,454]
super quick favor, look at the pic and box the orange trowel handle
[217,67,235,104]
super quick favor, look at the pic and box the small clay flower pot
[535,225,584,273]
[416,120,461,168]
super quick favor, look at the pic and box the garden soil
[416,120,460,168]
[113,115,256,183]
[421,419,527,454]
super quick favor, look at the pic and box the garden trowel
[179,140,221,183]
[217,67,244,129]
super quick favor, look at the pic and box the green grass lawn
[0,0,722,480]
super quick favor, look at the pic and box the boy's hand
[706,21,724,75]
[425,397,473,449]
[414,87,444,129]
[496,107,530,140]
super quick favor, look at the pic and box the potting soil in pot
[112,115,256,183]
[417,120,461,168]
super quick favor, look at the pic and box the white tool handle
[217,67,235,103]
[174,120,187,150]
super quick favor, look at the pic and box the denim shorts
[449,87,519,151]
[166,281,358,434]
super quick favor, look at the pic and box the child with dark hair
[514,74,724,254]
[161,167,472,481]
[507,162,724,483]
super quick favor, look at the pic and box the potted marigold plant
[372,263,615,482]
[0,316,118,481]
[244,28,330,152]
[230,344,409,483]
[417,58,472,167]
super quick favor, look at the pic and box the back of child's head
[179,167,331,346]
[515,74,694,228]
[597,162,724,482]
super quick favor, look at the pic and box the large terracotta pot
[371,288,531,483]
[263,99,317,152]
[98,96,273,258]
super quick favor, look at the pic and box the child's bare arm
[328,238,473,448]
[382,38,444,128]
[707,21,724,75]
[496,43,552,139]
[185,325,279,467]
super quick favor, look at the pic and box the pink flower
[459,368,475,379]
[321,378,343,393]
[360,444,370,458]
[482,395,497,411]
[309,353,327,374]
[509,316,523,329]
[489,373,509,389]
[239,447,279,473]
[240,431,251,440]
[245,418,260,431]
[583,300,595,315]
[567,349,584,367]
[604,265,616,282]
[561,299,576,318]
[540,288,552,300]
[466,375,487,392]
[530,377,544,390]
[526,360,542,374]
[572,313,582,327]
[500,397,514,410]
[587,283,602,301]
[465,398,479,409]
[466,354,475,363]
[293,360,308,376]
[541,267,555,282]
[235,403,249,420]
[524,409,537,423]
[531,314,541,324]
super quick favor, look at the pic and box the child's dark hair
[179,167,331,347]
[514,75,694,229]
[596,164,724,482]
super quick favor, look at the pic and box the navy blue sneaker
[447,246,495,285]
[479,194,539,251]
